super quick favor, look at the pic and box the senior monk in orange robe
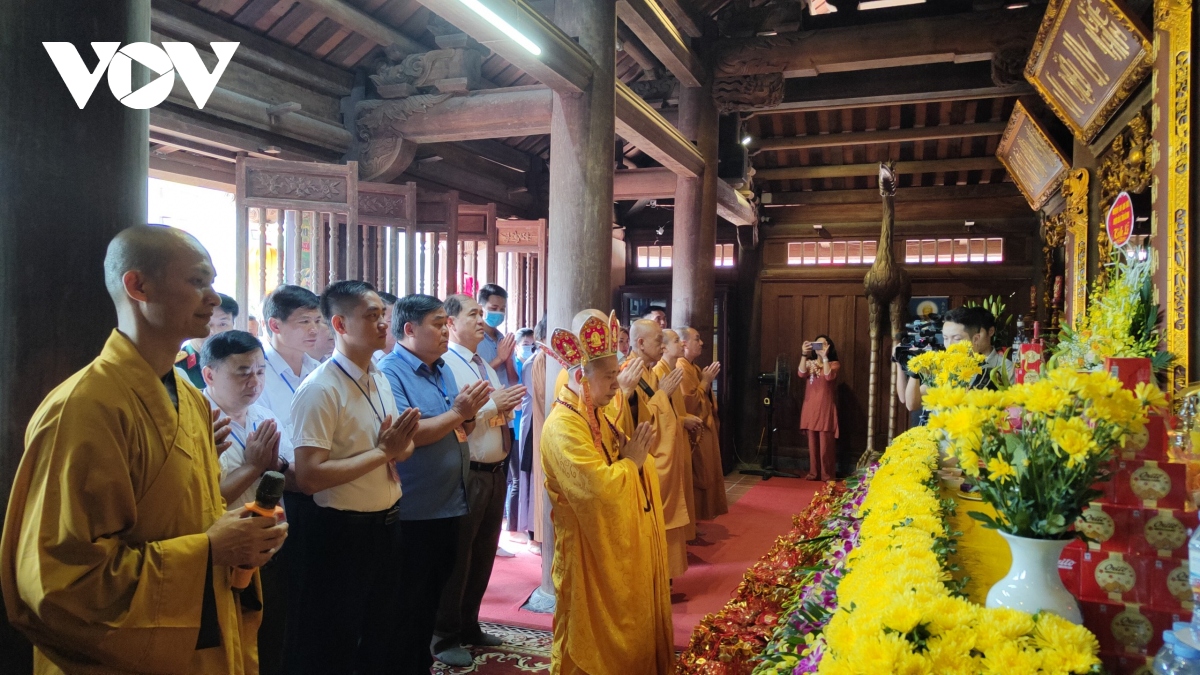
[652,329,702,541]
[2,225,288,674]
[540,310,673,674]
[676,326,728,522]
[626,319,693,579]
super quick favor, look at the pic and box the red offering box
[1105,357,1153,392]
[1076,502,1131,552]
[1059,541,1083,596]
[1014,343,1045,384]
[1129,508,1198,559]
[1080,551,1148,604]
[1114,460,1190,510]
[1147,557,1194,614]
[1081,599,1157,654]
[1121,415,1167,462]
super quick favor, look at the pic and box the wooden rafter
[751,122,1007,153]
[616,0,705,87]
[756,157,1003,181]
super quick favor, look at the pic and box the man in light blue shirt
[379,294,492,673]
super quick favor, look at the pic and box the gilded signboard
[996,100,1071,210]
[1025,0,1153,142]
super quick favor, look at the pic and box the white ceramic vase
[985,531,1082,624]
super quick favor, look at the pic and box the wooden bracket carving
[370,48,483,98]
[356,94,452,182]
[712,73,783,113]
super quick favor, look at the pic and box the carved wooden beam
[617,24,663,75]
[752,122,1008,153]
[714,6,1042,78]
[372,86,553,144]
[756,157,1003,181]
[151,0,354,97]
[297,0,429,58]
[761,183,1021,206]
[412,0,596,94]
[716,180,757,227]
[616,0,705,87]
[615,81,703,177]
[150,105,339,162]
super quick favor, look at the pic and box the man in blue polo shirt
[379,294,492,673]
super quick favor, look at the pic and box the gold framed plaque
[1025,0,1154,143]
[996,100,1071,210]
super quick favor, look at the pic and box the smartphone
[813,343,825,352]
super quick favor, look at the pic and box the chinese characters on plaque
[996,100,1071,210]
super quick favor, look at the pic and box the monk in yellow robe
[540,311,673,674]
[1,225,288,674]
[653,330,702,541]
[625,320,693,579]
[677,327,728,521]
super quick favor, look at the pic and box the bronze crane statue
[859,162,910,466]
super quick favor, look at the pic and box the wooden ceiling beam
[612,167,757,226]
[150,105,339,162]
[657,0,704,38]
[151,0,354,97]
[757,61,1029,115]
[388,86,553,144]
[296,0,429,57]
[412,0,595,94]
[764,196,1034,224]
[751,121,1007,153]
[616,0,705,87]
[756,157,1003,181]
[617,24,664,75]
[715,6,1043,78]
[615,81,704,177]
[761,183,1021,205]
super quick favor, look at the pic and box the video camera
[892,314,945,372]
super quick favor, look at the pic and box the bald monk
[625,320,692,579]
[541,310,673,674]
[2,225,288,674]
[653,330,702,541]
[676,327,728,522]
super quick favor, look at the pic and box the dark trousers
[397,516,462,673]
[504,430,521,532]
[257,557,286,675]
[433,468,507,653]
[284,501,402,675]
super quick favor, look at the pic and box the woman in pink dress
[798,335,840,481]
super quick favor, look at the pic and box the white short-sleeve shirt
[257,344,320,436]
[290,351,401,512]
[206,392,295,509]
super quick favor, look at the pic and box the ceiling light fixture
[458,0,542,55]
[741,135,752,146]
[858,0,925,9]
[1005,2,1030,8]
[261,145,282,155]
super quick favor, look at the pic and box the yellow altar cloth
[942,486,1012,604]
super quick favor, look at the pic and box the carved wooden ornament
[1025,0,1153,142]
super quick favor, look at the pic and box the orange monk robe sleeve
[678,359,715,421]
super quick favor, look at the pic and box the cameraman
[896,306,1013,421]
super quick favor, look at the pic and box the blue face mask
[484,311,505,328]
[517,345,535,361]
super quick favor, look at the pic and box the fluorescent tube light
[859,0,925,9]
[458,0,542,56]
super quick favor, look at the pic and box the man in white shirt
[432,295,527,666]
[258,285,323,434]
[374,291,399,366]
[287,280,421,675]
[200,329,293,675]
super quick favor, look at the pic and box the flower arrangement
[818,427,1103,675]
[925,368,1163,538]
[1052,251,1172,373]
[676,482,850,674]
[906,341,985,389]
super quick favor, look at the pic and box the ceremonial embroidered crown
[540,311,621,370]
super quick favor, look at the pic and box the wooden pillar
[536,0,617,608]
[285,210,300,285]
[671,84,718,362]
[445,194,460,295]
[0,2,150,670]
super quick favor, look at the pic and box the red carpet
[478,476,819,649]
